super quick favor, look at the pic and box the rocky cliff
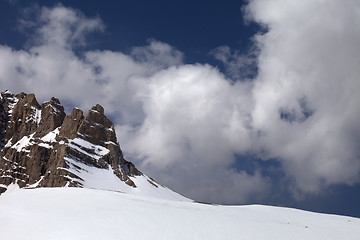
[0,90,144,194]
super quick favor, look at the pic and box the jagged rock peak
[22,93,40,108]
[59,107,84,139]
[91,104,104,115]
[36,97,66,138]
[84,104,113,127]
[49,97,61,104]
[41,97,65,115]
[0,91,142,194]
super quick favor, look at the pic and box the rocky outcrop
[0,98,6,150]
[0,91,141,194]
[36,97,66,137]
[59,108,84,139]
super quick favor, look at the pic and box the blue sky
[1,0,360,217]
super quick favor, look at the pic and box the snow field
[0,187,359,240]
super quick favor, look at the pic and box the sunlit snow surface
[63,156,188,201]
[0,188,359,240]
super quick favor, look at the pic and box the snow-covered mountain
[0,90,187,201]
[0,187,359,240]
[1,90,359,240]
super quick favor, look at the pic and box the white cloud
[210,45,258,81]
[1,1,360,203]
[114,64,265,203]
[130,39,184,69]
[245,0,360,195]
[118,64,253,166]
[29,3,104,48]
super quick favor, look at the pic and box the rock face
[0,91,142,194]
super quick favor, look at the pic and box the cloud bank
[245,0,360,197]
[0,1,359,204]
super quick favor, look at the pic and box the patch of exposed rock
[0,90,141,194]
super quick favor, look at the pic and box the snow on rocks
[25,106,41,125]
[11,133,35,152]
[68,137,110,160]
[40,127,60,143]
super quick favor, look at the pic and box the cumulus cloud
[19,3,105,48]
[210,45,258,81]
[245,0,360,196]
[1,1,359,204]
[115,64,261,203]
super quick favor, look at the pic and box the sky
[0,0,360,217]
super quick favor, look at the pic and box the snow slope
[63,156,189,202]
[0,188,359,240]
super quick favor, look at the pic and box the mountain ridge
[0,90,186,201]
